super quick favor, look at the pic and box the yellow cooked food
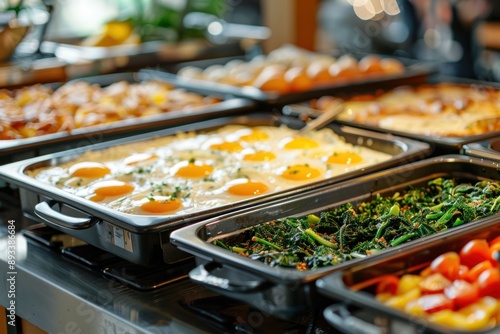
[0,80,219,140]
[28,125,392,216]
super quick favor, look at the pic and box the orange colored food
[0,81,220,140]
[284,67,314,92]
[140,197,182,213]
[227,180,269,196]
[177,46,405,94]
[374,238,500,330]
[252,69,289,94]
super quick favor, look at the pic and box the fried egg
[280,164,321,181]
[140,196,182,213]
[227,179,269,196]
[327,152,363,165]
[30,125,392,216]
[69,162,111,178]
[281,136,319,149]
[123,153,158,166]
[173,160,214,178]
[243,151,276,162]
[89,180,134,201]
[207,140,244,152]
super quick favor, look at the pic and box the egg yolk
[175,161,214,178]
[239,129,269,142]
[141,197,182,213]
[243,151,276,161]
[69,162,111,178]
[89,180,134,201]
[282,137,319,149]
[327,152,363,164]
[210,141,243,152]
[227,180,269,196]
[281,165,321,180]
[123,153,158,166]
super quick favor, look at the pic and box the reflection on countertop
[0,204,334,334]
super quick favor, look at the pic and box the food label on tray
[104,223,133,252]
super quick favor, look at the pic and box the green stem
[252,236,282,251]
[231,246,246,254]
[417,222,436,236]
[429,202,445,212]
[285,219,298,228]
[339,223,347,252]
[452,217,465,227]
[213,239,229,250]
[426,211,444,220]
[390,232,419,247]
[490,195,500,213]
[375,204,400,240]
[435,207,456,227]
[305,229,338,249]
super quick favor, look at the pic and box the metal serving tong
[283,101,345,134]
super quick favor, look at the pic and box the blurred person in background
[318,0,493,79]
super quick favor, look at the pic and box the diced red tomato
[488,236,500,247]
[444,279,480,309]
[416,294,454,314]
[430,252,460,280]
[458,265,470,280]
[419,273,452,294]
[477,268,500,299]
[489,242,500,267]
[459,239,491,269]
[464,260,493,283]
[376,275,400,295]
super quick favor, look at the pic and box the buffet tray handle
[323,304,382,334]
[189,263,270,293]
[34,200,99,230]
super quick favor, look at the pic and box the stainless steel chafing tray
[170,155,500,319]
[462,137,500,161]
[316,212,500,334]
[0,71,256,164]
[142,54,434,105]
[282,78,500,155]
[0,112,430,266]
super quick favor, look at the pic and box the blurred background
[1,0,500,82]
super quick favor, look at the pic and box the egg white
[30,125,392,216]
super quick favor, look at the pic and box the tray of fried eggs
[0,113,430,263]
[0,112,432,220]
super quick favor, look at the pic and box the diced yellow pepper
[404,299,427,317]
[397,274,424,295]
[375,292,393,303]
[429,297,498,331]
[383,288,421,310]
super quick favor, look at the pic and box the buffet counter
[0,39,247,89]
[0,193,332,334]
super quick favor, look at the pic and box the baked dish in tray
[312,83,500,137]
[176,45,406,94]
[27,124,391,216]
[0,80,220,140]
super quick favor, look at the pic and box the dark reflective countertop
[0,191,333,334]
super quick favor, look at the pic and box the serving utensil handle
[34,200,99,230]
[323,304,382,334]
[189,263,269,293]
